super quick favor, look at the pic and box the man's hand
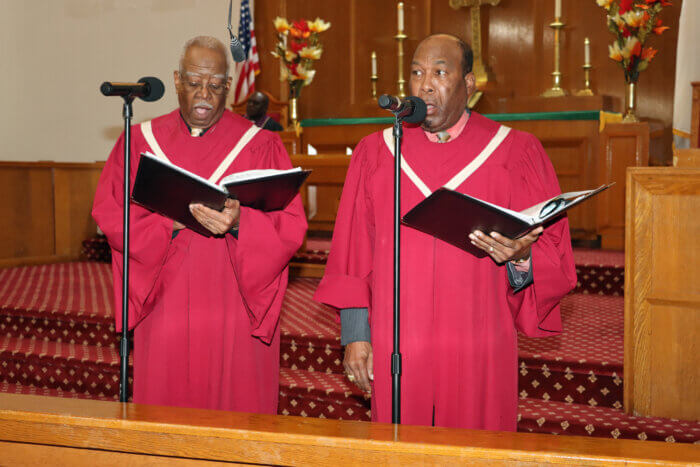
[173,221,186,231]
[189,198,241,235]
[344,341,373,393]
[469,226,543,264]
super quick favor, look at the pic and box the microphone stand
[119,96,134,403]
[391,115,404,424]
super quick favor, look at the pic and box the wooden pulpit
[624,167,700,420]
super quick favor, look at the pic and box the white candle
[371,51,377,75]
[584,37,590,65]
[555,0,561,19]
[398,2,404,32]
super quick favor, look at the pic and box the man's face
[408,36,475,132]
[246,93,267,119]
[174,45,231,129]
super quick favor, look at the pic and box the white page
[219,167,302,185]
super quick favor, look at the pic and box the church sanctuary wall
[1,393,698,466]
[0,0,241,164]
[253,0,681,165]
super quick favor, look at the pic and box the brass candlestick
[371,51,378,99]
[395,31,407,98]
[541,17,567,97]
[575,64,594,96]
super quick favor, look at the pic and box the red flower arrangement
[597,0,671,83]
[272,17,331,100]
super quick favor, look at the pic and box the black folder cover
[222,169,311,212]
[402,185,610,256]
[131,153,311,237]
[131,154,227,237]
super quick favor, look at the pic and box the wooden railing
[1,393,697,466]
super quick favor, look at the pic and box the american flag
[233,0,260,103]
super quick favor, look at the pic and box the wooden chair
[231,90,289,129]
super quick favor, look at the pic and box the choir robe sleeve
[505,132,577,337]
[92,133,176,332]
[314,138,375,310]
[225,136,307,343]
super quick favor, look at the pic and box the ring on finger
[347,373,355,382]
[489,246,494,252]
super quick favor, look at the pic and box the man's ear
[173,70,181,89]
[464,72,476,98]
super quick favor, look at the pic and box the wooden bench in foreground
[1,393,698,466]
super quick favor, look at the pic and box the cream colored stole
[140,120,261,184]
[382,125,511,198]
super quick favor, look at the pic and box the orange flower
[641,46,657,61]
[653,19,669,35]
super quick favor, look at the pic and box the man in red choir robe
[92,36,307,412]
[314,34,576,430]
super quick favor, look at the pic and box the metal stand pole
[119,97,134,403]
[391,117,403,424]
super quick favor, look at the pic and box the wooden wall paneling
[0,163,55,260]
[673,148,700,168]
[2,393,700,466]
[598,123,649,250]
[53,164,103,258]
[255,1,681,163]
[505,119,599,237]
[624,167,700,420]
[301,123,388,154]
[290,154,350,233]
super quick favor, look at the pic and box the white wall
[0,0,241,162]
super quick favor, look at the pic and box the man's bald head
[246,91,270,120]
[416,34,473,77]
[409,34,476,132]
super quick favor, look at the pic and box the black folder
[131,152,310,237]
[402,184,612,256]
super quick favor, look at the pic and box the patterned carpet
[0,255,698,443]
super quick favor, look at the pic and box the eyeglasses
[180,74,228,95]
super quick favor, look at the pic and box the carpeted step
[0,335,126,399]
[0,310,118,348]
[518,294,624,409]
[278,367,371,421]
[518,398,700,443]
[0,381,118,401]
[280,278,344,374]
[0,262,117,347]
[572,249,624,296]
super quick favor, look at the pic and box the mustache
[193,101,213,109]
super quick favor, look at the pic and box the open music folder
[131,152,311,237]
[402,184,613,255]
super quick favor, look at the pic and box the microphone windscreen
[378,94,394,110]
[404,96,427,124]
[138,77,165,102]
[230,36,247,62]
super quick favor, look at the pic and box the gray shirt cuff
[340,307,371,345]
[506,259,534,293]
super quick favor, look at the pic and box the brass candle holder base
[574,65,594,96]
[371,75,378,99]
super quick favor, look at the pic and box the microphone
[378,94,427,124]
[229,35,246,63]
[100,76,165,102]
[227,0,246,62]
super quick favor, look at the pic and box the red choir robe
[92,109,307,412]
[314,112,576,430]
